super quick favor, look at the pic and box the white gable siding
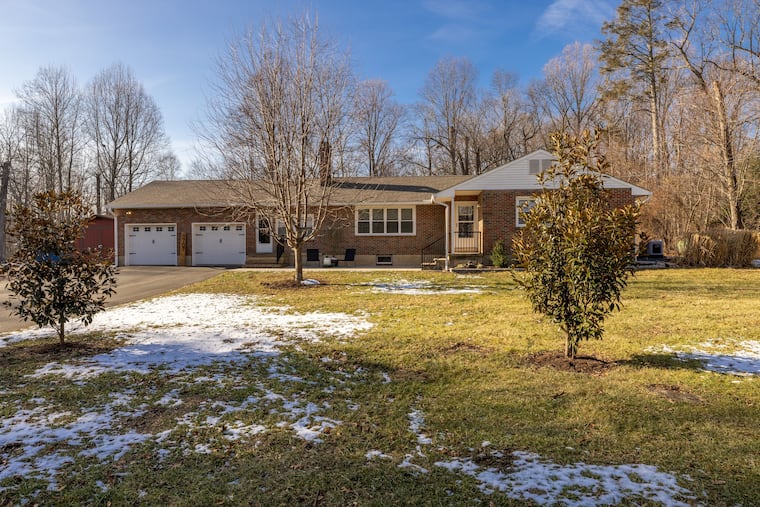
[435,150,650,198]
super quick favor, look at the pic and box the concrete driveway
[0,266,225,334]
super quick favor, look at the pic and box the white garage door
[126,224,177,266]
[192,223,246,266]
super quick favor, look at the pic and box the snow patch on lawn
[364,279,482,295]
[0,401,152,492]
[5,294,372,377]
[0,293,374,497]
[654,338,760,376]
[435,451,697,506]
[408,409,432,445]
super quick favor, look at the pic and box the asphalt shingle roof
[107,176,473,209]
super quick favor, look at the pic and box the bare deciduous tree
[86,63,170,208]
[670,0,760,230]
[531,42,601,139]
[200,14,353,283]
[417,57,477,175]
[352,79,405,176]
[17,66,84,193]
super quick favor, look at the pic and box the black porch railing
[451,230,481,254]
[421,235,445,267]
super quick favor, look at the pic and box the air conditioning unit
[646,240,664,257]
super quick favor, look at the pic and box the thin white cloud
[536,0,615,35]
[422,0,490,43]
[428,24,476,42]
[422,0,483,20]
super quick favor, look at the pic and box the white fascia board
[331,198,436,207]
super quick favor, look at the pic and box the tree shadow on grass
[0,335,124,370]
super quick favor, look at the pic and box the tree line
[0,63,178,222]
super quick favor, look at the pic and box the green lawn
[0,268,758,505]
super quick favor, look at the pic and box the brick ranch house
[106,150,651,269]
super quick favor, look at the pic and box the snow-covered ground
[0,294,373,497]
[651,338,760,376]
[362,279,483,295]
[0,293,699,504]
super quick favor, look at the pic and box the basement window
[376,255,393,265]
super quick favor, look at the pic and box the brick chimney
[318,139,331,185]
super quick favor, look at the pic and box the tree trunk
[712,81,743,230]
[649,89,661,180]
[564,330,575,359]
[293,244,304,284]
[0,162,11,262]
[58,319,66,345]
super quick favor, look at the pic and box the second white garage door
[192,223,246,266]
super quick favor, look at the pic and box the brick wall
[113,188,635,266]
[112,208,256,265]
[479,188,636,258]
[113,204,447,265]
[307,204,445,257]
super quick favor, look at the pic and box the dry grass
[1,268,758,505]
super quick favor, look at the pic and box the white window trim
[515,196,537,228]
[355,206,416,236]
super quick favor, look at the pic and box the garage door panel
[192,223,246,266]
[126,224,177,266]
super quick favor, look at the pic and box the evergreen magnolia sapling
[4,191,117,345]
[512,131,639,359]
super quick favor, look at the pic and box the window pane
[387,221,399,233]
[386,208,398,221]
[372,209,384,221]
[458,205,474,221]
[400,208,412,221]
[358,209,369,221]
[372,221,384,234]
[400,221,413,233]
[358,221,370,234]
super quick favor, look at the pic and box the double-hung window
[516,197,537,227]
[357,207,415,235]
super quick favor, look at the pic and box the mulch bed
[524,351,618,375]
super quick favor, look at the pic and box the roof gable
[435,150,651,198]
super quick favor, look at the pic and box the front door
[256,215,273,253]
[454,203,478,253]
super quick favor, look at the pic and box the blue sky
[0,0,617,171]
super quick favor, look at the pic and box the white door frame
[453,202,479,253]
[255,214,273,254]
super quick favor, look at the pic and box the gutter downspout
[432,196,450,271]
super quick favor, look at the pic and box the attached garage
[126,224,177,266]
[192,223,246,266]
